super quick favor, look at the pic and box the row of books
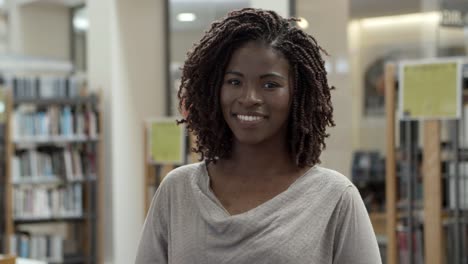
[9,233,63,262]
[12,105,98,139]
[13,184,83,219]
[447,161,468,210]
[397,224,424,264]
[445,221,468,264]
[12,147,97,183]
[12,75,85,100]
[459,106,468,148]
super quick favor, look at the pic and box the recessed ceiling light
[177,13,197,22]
[73,17,89,31]
[297,17,309,29]
[360,12,440,28]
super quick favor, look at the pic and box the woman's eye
[227,79,241,86]
[264,82,280,89]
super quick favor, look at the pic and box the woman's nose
[238,84,262,106]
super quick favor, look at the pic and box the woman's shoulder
[158,162,205,190]
[307,166,354,193]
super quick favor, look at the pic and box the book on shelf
[13,184,83,220]
[447,161,468,210]
[461,105,468,148]
[12,104,98,141]
[9,233,63,262]
[11,75,85,100]
[396,224,424,264]
[444,219,468,264]
[13,183,82,220]
[11,147,94,184]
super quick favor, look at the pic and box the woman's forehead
[225,41,290,74]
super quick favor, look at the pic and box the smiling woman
[221,41,291,147]
[136,8,382,264]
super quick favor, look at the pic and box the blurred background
[0,0,467,263]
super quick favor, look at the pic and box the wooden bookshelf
[0,255,15,264]
[370,212,387,236]
[385,63,398,264]
[422,121,444,264]
[2,88,103,264]
[143,119,198,216]
[385,61,465,264]
[143,120,179,216]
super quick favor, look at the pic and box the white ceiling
[170,0,249,31]
[350,0,421,19]
[170,0,424,31]
[14,0,84,6]
[4,0,425,30]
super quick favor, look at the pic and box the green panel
[402,62,459,119]
[150,120,183,163]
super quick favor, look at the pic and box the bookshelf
[385,61,468,264]
[351,151,386,237]
[1,76,103,264]
[143,119,197,215]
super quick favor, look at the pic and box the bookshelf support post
[385,63,398,264]
[423,120,443,264]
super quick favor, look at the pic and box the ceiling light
[297,17,309,29]
[177,13,196,22]
[73,17,89,31]
[360,12,440,28]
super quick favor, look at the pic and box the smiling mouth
[234,114,266,122]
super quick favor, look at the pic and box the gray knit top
[135,162,382,264]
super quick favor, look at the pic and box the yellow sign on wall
[399,59,462,120]
[147,119,185,164]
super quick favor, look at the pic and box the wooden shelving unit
[385,63,398,264]
[385,61,467,264]
[1,90,104,264]
[143,120,197,216]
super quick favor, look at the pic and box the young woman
[136,8,381,264]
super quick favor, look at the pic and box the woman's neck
[219,140,298,180]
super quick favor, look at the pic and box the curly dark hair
[178,8,335,168]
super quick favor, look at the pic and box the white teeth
[237,115,263,122]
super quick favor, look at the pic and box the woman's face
[220,41,292,147]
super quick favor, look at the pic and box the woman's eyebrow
[225,70,243,76]
[260,73,286,80]
[225,71,286,80]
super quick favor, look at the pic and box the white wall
[0,13,7,53]
[296,0,352,177]
[171,30,204,64]
[87,0,113,262]
[87,0,166,263]
[249,0,289,17]
[8,1,70,59]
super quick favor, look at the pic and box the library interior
[0,0,467,263]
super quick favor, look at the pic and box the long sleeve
[135,183,169,264]
[332,186,382,264]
